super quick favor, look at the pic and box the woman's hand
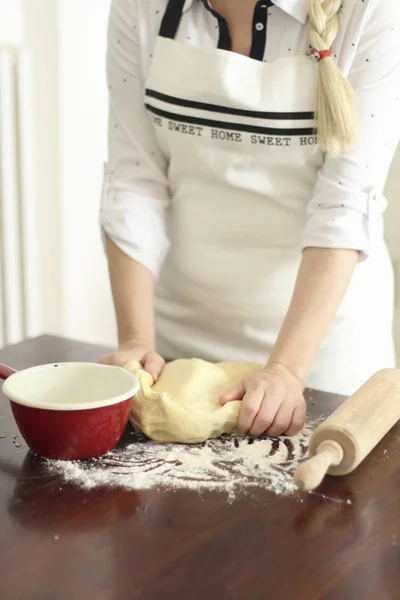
[220,363,306,437]
[99,339,165,382]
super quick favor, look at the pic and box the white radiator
[0,49,39,346]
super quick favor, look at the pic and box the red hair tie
[310,48,333,61]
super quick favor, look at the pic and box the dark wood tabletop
[0,335,399,600]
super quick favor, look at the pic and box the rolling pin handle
[294,440,344,491]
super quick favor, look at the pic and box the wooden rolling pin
[294,369,400,491]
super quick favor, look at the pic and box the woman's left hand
[220,363,307,437]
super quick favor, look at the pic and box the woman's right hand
[99,340,165,382]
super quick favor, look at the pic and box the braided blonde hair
[307,0,358,156]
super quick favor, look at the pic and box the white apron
[144,0,395,395]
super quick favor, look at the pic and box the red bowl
[2,362,139,460]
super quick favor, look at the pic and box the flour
[46,421,321,500]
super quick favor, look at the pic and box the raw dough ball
[124,359,262,443]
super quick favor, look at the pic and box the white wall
[0,0,22,47]
[19,1,63,336]
[6,0,115,346]
[56,0,116,346]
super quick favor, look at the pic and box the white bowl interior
[3,362,139,410]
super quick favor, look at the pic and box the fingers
[101,352,139,368]
[99,345,165,384]
[249,394,281,437]
[248,390,306,438]
[220,381,246,405]
[237,384,265,434]
[223,367,306,438]
[252,399,306,438]
[98,352,121,366]
[285,402,307,437]
[143,353,165,382]
[98,354,111,365]
[266,400,294,438]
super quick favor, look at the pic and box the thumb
[143,353,165,383]
[220,381,246,405]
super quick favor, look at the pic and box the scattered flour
[45,421,321,499]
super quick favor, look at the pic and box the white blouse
[101,0,400,278]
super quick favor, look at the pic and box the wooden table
[0,336,399,600]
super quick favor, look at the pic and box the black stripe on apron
[145,103,317,137]
[146,89,315,121]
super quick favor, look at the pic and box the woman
[100,0,400,438]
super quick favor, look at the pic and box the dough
[124,359,262,443]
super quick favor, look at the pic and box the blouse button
[255,22,265,31]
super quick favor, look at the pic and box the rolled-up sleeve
[100,0,170,278]
[302,0,400,259]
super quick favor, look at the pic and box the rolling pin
[294,369,400,491]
